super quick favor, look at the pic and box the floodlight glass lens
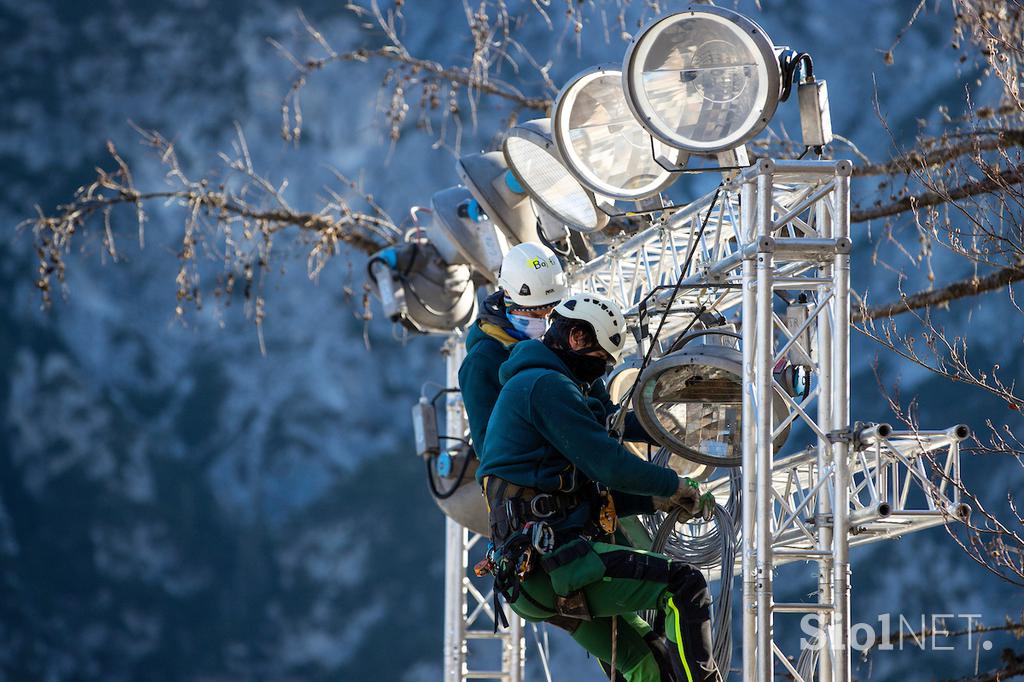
[504,136,599,230]
[643,363,741,461]
[558,70,672,198]
[630,13,772,151]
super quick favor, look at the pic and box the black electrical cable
[429,387,461,406]
[423,387,475,500]
[663,304,709,354]
[639,186,722,365]
[425,436,474,500]
[778,50,814,102]
[616,185,724,414]
[535,216,573,260]
[797,53,814,81]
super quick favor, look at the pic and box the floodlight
[607,364,711,479]
[367,239,477,335]
[503,118,610,234]
[426,186,507,283]
[632,332,790,467]
[553,65,681,200]
[623,6,781,154]
[456,152,541,245]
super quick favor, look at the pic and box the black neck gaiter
[542,317,610,384]
[547,344,608,385]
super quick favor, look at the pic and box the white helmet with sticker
[497,242,568,309]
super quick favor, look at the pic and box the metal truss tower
[440,159,967,681]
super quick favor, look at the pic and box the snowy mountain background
[1,1,1021,680]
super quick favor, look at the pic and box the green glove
[695,491,716,523]
[653,476,716,522]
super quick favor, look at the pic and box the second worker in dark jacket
[459,242,567,451]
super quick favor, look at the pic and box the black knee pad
[667,563,712,621]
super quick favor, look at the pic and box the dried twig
[851,163,1024,222]
[854,264,1024,321]
[27,125,397,332]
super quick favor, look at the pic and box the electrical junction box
[411,398,440,458]
[784,301,816,366]
[798,79,833,149]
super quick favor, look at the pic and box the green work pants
[508,540,714,682]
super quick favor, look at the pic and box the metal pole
[815,195,835,682]
[443,517,467,682]
[440,335,524,682]
[831,163,853,682]
[755,162,775,682]
[508,618,525,682]
[442,337,468,682]
[741,178,758,682]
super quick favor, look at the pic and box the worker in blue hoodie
[459,242,567,451]
[478,293,720,682]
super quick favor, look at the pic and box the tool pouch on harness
[540,538,605,597]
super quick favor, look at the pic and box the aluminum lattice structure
[440,159,967,681]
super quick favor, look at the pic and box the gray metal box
[798,79,833,148]
[411,398,440,458]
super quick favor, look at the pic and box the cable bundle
[647,464,741,679]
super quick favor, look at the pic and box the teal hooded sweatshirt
[478,339,678,528]
[458,291,527,451]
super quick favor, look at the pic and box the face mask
[551,347,610,384]
[508,313,548,339]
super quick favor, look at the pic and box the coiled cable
[648,464,741,679]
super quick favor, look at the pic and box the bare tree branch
[276,5,552,146]
[287,44,550,111]
[851,163,1024,222]
[940,649,1024,682]
[853,130,1024,176]
[27,127,398,327]
[854,264,1024,321]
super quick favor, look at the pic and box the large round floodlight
[553,65,681,200]
[632,334,790,467]
[607,364,712,480]
[456,152,540,246]
[503,118,609,234]
[623,6,781,153]
[427,186,506,283]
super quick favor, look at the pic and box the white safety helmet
[498,242,568,309]
[553,293,627,361]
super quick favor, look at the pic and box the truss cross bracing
[440,159,966,682]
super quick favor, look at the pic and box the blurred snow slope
[0,1,1020,680]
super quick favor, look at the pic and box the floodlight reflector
[632,335,790,467]
[503,119,609,234]
[623,7,780,153]
[554,65,681,200]
[427,186,506,283]
[607,363,711,479]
